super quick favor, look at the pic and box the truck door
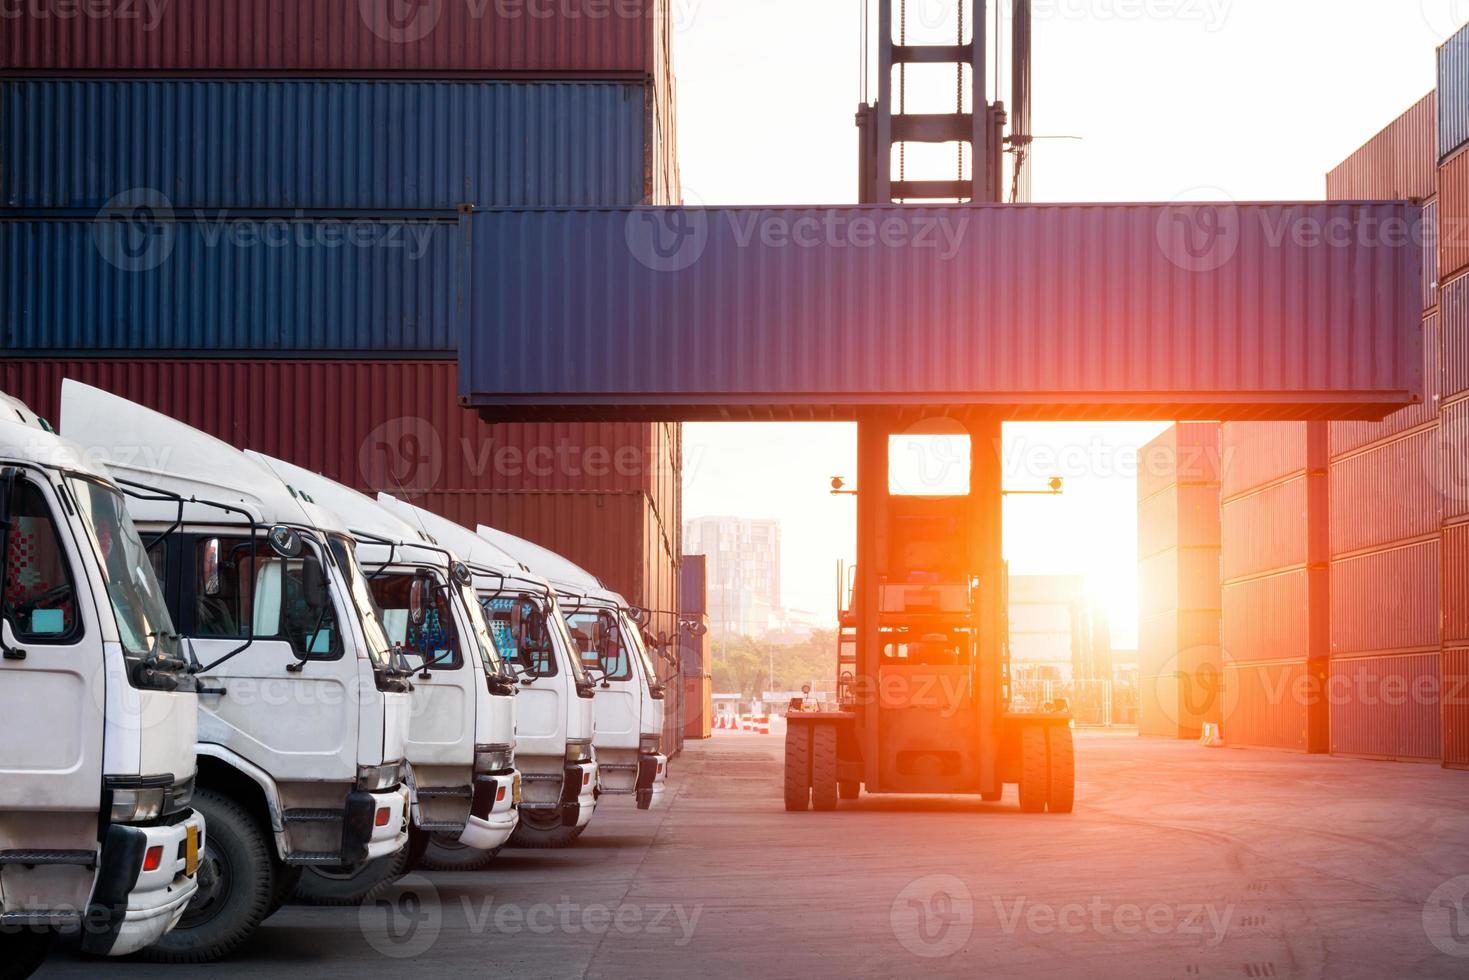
[0,470,105,829]
[484,595,566,760]
[570,608,640,756]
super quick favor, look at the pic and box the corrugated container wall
[462,203,1424,421]
[1327,91,1437,200]
[1448,273,1469,401]
[1440,153,1469,281]
[1445,647,1469,769]
[1442,26,1469,161]
[1,0,671,75]
[1,80,654,210]
[1328,653,1443,761]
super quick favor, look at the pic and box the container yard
[2,3,1468,979]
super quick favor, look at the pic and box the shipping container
[1220,478,1309,581]
[1327,91,1437,200]
[1222,570,1310,664]
[1328,428,1443,554]
[1442,25,1469,161]
[1220,422,1308,500]
[1441,153,1469,281]
[1444,397,1469,523]
[0,0,672,76]
[1328,653,1442,761]
[461,203,1424,422]
[1448,522,1469,643]
[1331,312,1440,457]
[1447,272,1469,400]
[1445,647,1469,769]
[1136,422,1221,503]
[680,554,708,615]
[1220,660,1316,752]
[1137,484,1221,559]
[1,80,655,210]
[682,674,712,740]
[1426,199,1441,311]
[1140,609,1221,678]
[3,215,467,355]
[1330,540,1442,655]
[1139,548,1221,621]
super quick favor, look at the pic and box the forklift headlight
[475,744,514,773]
[109,787,165,823]
[565,739,593,765]
[639,734,662,756]
[356,763,403,792]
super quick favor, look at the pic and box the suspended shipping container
[1328,653,1442,762]
[1330,541,1442,655]
[1442,24,1469,162]
[1,80,656,210]
[1326,91,1437,200]
[461,203,1424,421]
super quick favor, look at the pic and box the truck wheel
[783,722,812,812]
[293,847,409,907]
[1046,725,1076,814]
[266,865,302,920]
[839,780,860,800]
[811,725,839,812]
[419,834,500,872]
[144,789,274,963]
[507,811,584,849]
[1018,726,1049,814]
[0,927,56,980]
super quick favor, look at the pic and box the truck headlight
[356,763,403,792]
[565,739,593,765]
[109,787,165,823]
[639,734,662,756]
[475,744,514,773]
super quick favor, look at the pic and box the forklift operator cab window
[371,572,462,670]
[888,433,971,496]
[883,632,965,666]
[192,536,340,659]
[1,477,80,643]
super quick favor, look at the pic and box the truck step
[0,910,83,928]
[520,773,563,783]
[516,802,561,812]
[282,808,344,824]
[0,849,97,869]
[416,786,473,800]
[415,821,468,834]
[283,852,348,866]
[597,763,637,772]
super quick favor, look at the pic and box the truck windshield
[565,604,632,681]
[460,581,505,675]
[621,611,663,695]
[67,476,181,664]
[327,537,394,669]
[369,569,461,670]
[547,595,593,688]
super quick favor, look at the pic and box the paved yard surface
[41,730,1469,979]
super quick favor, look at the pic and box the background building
[684,516,782,639]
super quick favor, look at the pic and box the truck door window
[1,477,80,643]
[567,609,632,681]
[370,573,462,670]
[191,536,341,659]
[482,596,557,677]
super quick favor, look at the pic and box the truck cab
[59,382,410,961]
[377,496,599,849]
[475,526,669,811]
[0,391,205,977]
[249,455,520,882]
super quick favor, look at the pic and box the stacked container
[1,4,685,751]
[679,555,713,741]
[1136,424,1223,739]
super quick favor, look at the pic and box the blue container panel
[1441,24,1469,162]
[3,217,466,353]
[1,80,648,210]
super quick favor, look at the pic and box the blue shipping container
[3,214,467,354]
[1441,23,1469,162]
[1,80,649,210]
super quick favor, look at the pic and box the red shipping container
[1441,152,1469,282]
[1447,273,1469,400]
[1221,477,1310,581]
[1136,423,1222,503]
[1,0,671,76]
[1329,312,1440,457]
[1446,648,1469,769]
[1222,570,1310,664]
[1328,653,1442,761]
[1330,540,1441,655]
[1328,428,1443,555]
[1327,92,1437,201]
[1448,522,1469,643]
[1137,484,1221,559]
[1220,422,1308,500]
[1443,397,1469,523]
[1221,660,1317,752]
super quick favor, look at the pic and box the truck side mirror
[301,555,327,609]
[409,574,429,627]
[201,538,223,597]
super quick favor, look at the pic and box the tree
[710,630,837,701]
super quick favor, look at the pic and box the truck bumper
[348,786,410,863]
[458,770,521,851]
[82,810,206,957]
[563,761,598,829]
[635,753,669,811]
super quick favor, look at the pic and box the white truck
[60,383,410,961]
[377,495,599,849]
[0,392,205,978]
[475,526,670,811]
[247,455,520,885]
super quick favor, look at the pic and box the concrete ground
[42,729,1469,979]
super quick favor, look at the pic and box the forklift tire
[1046,725,1076,814]
[839,780,860,800]
[144,790,274,963]
[293,847,410,908]
[783,723,812,812]
[266,865,302,920]
[419,835,500,872]
[811,725,839,812]
[0,927,56,980]
[1018,726,1049,814]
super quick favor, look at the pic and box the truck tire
[1046,725,1076,814]
[839,780,860,800]
[144,789,274,963]
[0,928,56,980]
[266,865,302,920]
[783,722,812,812]
[419,834,500,872]
[293,847,410,907]
[810,725,839,812]
[507,811,584,849]
[1018,726,1049,814]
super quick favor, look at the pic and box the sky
[672,0,1456,645]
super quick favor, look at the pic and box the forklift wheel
[1046,725,1076,814]
[783,723,812,812]
[810,725,839,812]
[1018,726,1048,813]
[839,780,860,800]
